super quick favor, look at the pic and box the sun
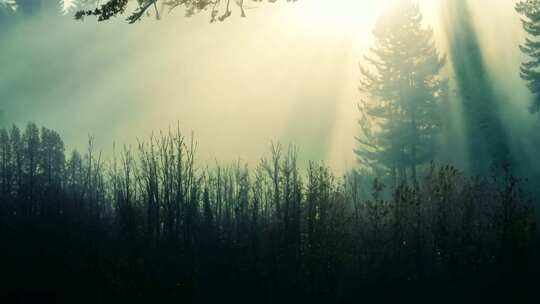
[298,0,395,34]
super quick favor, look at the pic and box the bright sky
[0,0,526,173]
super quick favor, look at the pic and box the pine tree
[356,1,446,186]
[40,127,65,187]
[517,0,540,113]
[22,123,40,215]
[0,128,12,198]
[10,126,23,199]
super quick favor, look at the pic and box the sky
[0,0,530,172]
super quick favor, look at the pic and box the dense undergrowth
[0,123,538,303]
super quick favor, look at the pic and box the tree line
[356,1,540,189]
[0,122,537,303]
[2,1,540,302]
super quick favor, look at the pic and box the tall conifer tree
[356,1,446,186]
[517,0,540,113]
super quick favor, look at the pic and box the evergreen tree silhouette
[517,0,540,113]
[356,1,446,186]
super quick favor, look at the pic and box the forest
[1,0,540,303]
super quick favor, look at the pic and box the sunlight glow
[295,0,393,34]
[2,0,519,173]
[303,0,374,28]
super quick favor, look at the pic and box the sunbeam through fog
[2,1,540,303]
[0,0,533,174]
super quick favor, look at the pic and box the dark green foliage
[0,123,537,303]
[357,1,446,187]
[517,0,540,113]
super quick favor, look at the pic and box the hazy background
[0,0,530,172]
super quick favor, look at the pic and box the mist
[1,0,531,174]
[2,1,540,303]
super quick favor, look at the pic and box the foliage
[0,123,537,303]
[0,0,291,22]
[356,1,446,186]
[517,0,540,113]
[71,0,294,23]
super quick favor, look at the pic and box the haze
[0,0,529,172]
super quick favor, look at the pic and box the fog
[2,2,540,301]
[0,0,533,173]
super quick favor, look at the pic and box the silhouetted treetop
[356,0,446,187]
[517,0,540,113]
[0,0,297,22]
[72,0,297,23]
[0,122,537,303]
